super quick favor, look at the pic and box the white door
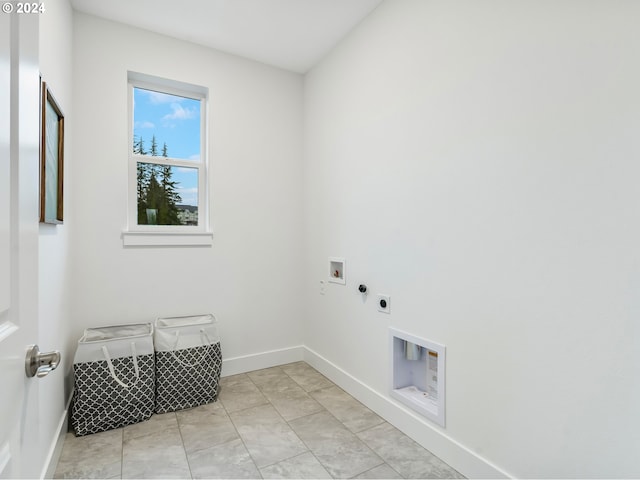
[0,12,44,479]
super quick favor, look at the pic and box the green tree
[144,173,163,224]
[135,137,184,225]
[158,165,182,225]
[150,135,159,157]
[148,135,162,181]
[133,135,147,155]
[135,136,151,224]
[137,164,149,224]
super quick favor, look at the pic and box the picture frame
[40,81,64,224]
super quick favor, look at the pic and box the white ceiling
[69,0,383,73]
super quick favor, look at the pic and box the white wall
[38,0,74,475]
[71,14,304,367]
[303,0,640,477]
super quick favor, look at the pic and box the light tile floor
[54,362,464,479]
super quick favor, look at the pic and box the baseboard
[303,346,513,479]
[221,345,305,377]
[42,395,72,479]
[40,344,303,477]
[41,345,508,479]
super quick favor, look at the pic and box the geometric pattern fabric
[71,354,155,436]
[155,342,222,414]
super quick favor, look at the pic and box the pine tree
[144,173,163,224]
[134,138,184,225]
[150,135,159,156]
[159,165,182,225]
[135,136,151,224]
[137,163,150,224]
[147,136,162,180]
[133,135,147,155]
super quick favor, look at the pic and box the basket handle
[170,329,215,368]
[102,342,140,389]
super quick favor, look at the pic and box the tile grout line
[245,365,362,477]
[218,384,265,479]
[295,364,404,476]
[356,462,404,480]
[174,411,195,480]
[259,362,383,479]
[243,366,305,478]
[282,362,388,479]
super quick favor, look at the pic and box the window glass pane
[44,100,59,221]
[133,87,201,161]
[137,162,198,226]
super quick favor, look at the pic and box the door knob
[25,345,61,378]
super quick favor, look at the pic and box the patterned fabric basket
[154,314,222,413]
[71,323,155,436]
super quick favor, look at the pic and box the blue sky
[133,87,201,206]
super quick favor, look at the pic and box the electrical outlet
[319,280,326,295]
[377,294,390,313]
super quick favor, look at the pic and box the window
[124,72,211,246]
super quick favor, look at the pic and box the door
[0,12,42,479]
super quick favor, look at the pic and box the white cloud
[163,103,197,122]
[134,121,155,129]
[146,90,179,105]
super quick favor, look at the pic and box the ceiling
[69,0,383,73]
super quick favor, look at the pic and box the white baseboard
[221,345,304,377]
[303,346,513,480]
[41,346,303,478]
[43,345,509,479]
[42,395,72,479]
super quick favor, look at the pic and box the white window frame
[123,72,212,246]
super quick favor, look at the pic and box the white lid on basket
[80,323,153,343]
[155,314,216,329]
[74,323,155,364]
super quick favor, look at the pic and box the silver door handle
[25,344,61,378]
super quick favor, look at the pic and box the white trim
[42,395,72,480]
[302,346,513,480]
[42,345,510,479]
[221,345,304,377]
[128,71,208,98]
[122,231,213,247]
[125,71,209,237]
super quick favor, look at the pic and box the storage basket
[71,323,155,436]
[154,314,222,413]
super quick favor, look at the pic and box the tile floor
[54,362,464,479]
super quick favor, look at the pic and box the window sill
[122,231,213,247]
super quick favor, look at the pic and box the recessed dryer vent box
[389,327,445,427]
[328,257,345,284]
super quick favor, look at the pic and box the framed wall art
[40,81,64,224]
